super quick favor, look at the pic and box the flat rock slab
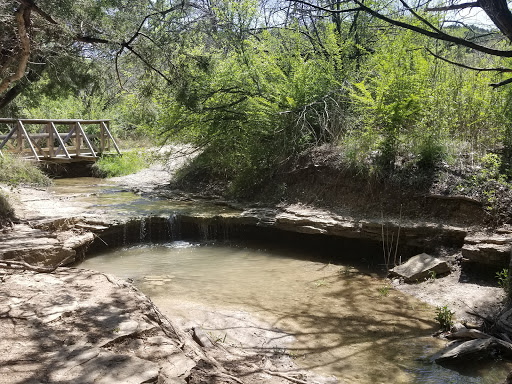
[433,337,512,364]
[0,268,330,384]
[389,253,450,282]
[0,269,197,384]
[49,348,160,384]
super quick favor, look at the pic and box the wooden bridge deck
[0,118,121,162]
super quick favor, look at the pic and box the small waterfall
[140,217,147,242]
[167,213,181,240]
[199,222,210,241]
[222,223,230,241]
[122,223,127,245]
[147,216,152,242]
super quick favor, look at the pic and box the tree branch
[426,2,480,12]
[287,0,362,14]
[0,6,31,95]
[75,35,112,44]
[425,47,512,72]
[19,0,57,24]
[399,0,442,34]
[490,76,512,88]
[121,43,173,83]
[288,0,512,57]
[348,0,512,57]
[0,259,57,273]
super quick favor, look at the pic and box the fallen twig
[0,260,56,273]
[214,373,245,384]
[263,370,312,384]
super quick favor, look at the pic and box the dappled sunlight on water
[80,242,512,383]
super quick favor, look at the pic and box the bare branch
[0,259,57,273]
[490,76,512,88]
[398,0,443,34]
[426,2,480,12]
[75,35,111,44]
[348,0,512,57]
[121,43,173,83]
[425,47,512,72]
[286,0,362,14]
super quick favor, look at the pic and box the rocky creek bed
[1,163,512,383]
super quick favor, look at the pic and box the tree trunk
[479,0,512,43]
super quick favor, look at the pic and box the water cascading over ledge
[82,208,468,269]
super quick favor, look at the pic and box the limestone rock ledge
[0,269,328,384]
[0,223,94,267]
[462,230,512,266]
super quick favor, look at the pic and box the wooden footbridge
[0,118,121,162]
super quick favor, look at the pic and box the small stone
[451,322,466,333]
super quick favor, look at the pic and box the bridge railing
[0,118,121,162]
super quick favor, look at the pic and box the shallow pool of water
[51,177,240,218]
[79,241,511,384]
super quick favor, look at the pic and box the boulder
[389,253,450,282]
[433,337,512,364]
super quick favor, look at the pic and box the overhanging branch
[426,2,480,12]
[425,47,512,72]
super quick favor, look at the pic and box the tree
[0,0,195,111]
[286,0,512,87]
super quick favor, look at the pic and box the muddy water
[80,242,510,384]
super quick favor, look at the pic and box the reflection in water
[80,242,511,384]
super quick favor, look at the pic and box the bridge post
[100,122,105,153]
[47,122,54,158]
[16,121,22,154]
[75,122,81,156]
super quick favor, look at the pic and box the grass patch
[92,149,152,177]
[0,154,51,187]
[0,191,14,218]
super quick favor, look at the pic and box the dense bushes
[92,150,152,178]
[161,18,512,197]
[6,1,512,203]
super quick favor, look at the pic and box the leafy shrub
[497,268,509,291]
[0,155,51,187]
[92,150,152,177]
[435,305,454,332]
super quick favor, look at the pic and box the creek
[53,178,511,383]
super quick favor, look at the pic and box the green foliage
[435,305,455,332]
[496,269,509,291]
[0,155,51,187]
[347,24,508,176]
[457,153,511,217]
[160,22,352,196]
[5,0,512,201]
[92,150,151,178]
[378,285,390,297]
